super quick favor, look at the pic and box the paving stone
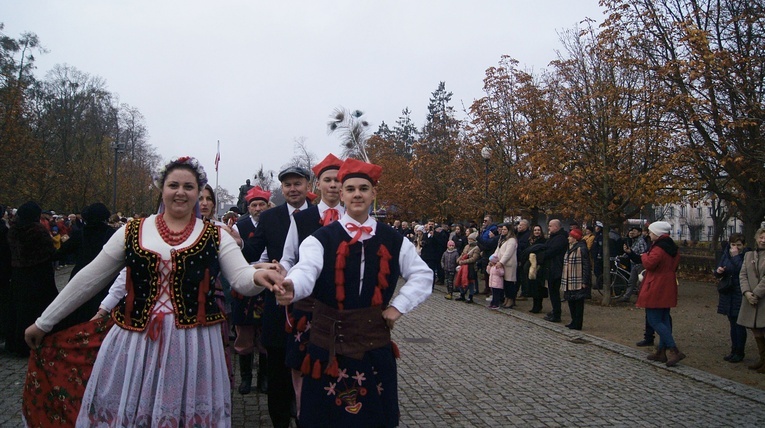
[2,274,765,426]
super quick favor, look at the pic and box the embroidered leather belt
[292,296,316,313]
[310,301,391,361]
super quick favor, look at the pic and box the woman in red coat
[636,221,684,366]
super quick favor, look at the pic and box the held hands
[716,266,726,275]
[623,244,631,253]
[253,268,284,293]
[276,279,295,306]
[251,264,294,305]
[24,324,46,349]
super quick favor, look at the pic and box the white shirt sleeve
[279,220,300,272]
[218,229,264,296]
[389,238,433,314]
[99,267,128,311]
[285,235,324,302]
[35,226,128,332]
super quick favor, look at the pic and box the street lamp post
[481,147,492,214]
[111,139,125,213]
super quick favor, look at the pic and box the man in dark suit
[543,219,568,322]
[248,165,310,428]
[232,185,271,395]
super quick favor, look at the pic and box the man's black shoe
[636,339,654,347]
[238,378,252,395]
[543,314,560,322]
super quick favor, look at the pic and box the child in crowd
[455,232,482,303]
[442,240,460,299]
[487,254,504,309]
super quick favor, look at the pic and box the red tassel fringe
[285,314,295,333]
[297,316,307,332]
[377,245,392,291]
[391,341,400,359]
[311,360,323,379]
[324,357,339,378]
[371,287,383,306]
[335,241,349,311]
[301,355,312,376]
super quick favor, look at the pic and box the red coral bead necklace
[156,213,196,246]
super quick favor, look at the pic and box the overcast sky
[5,0,605,195]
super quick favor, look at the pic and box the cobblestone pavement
[3,270,765,426]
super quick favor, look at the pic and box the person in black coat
[0,205,12,346]
[715,233,749,363]
[420,219,449,287]
[5,201,58,357]
[516,220,532,298]
[50,203,117,332]
[521,225,547,313]
[542,219,568,323]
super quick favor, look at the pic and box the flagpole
[215,140,220,218]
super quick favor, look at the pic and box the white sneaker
[485,296,492,301]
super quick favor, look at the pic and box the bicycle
[594,256,631,299]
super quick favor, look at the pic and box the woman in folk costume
[561,228,590,330]
[272,158,432,427]
[24,157,269,427]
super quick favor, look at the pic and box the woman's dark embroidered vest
[113,218,224,331]
[312,221,403,310]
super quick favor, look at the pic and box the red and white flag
[215,140,220,172]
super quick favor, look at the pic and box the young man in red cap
[273,158,432,428]
[279,153,345,419]
[231,185,271,394]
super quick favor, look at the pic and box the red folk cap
[245,185,271,203]
[312,153,344,178]
[336,158,382,185]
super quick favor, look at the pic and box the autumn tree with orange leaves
[0,26,159,214]
[601,0,765,243]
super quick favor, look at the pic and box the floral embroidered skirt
[24,314,232,427]
[23,317,113,427]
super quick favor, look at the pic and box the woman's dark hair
[164,164,201,189]
[729,233,745,245]
[203,183,216,207]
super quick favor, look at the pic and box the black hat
[278,166,311,182]
[16,201,42,225]
[82,203,111,224]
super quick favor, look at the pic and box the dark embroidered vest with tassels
[311,221,403,310]
[113,218,224,331]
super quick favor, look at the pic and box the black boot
[529,297,542,313]
[723,347,736,361]
[729,349,745,363]
[256,353,268,393]
[238,353,253,395]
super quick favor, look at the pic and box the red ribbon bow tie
[346,223,372,245]
[321,208,339,226]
